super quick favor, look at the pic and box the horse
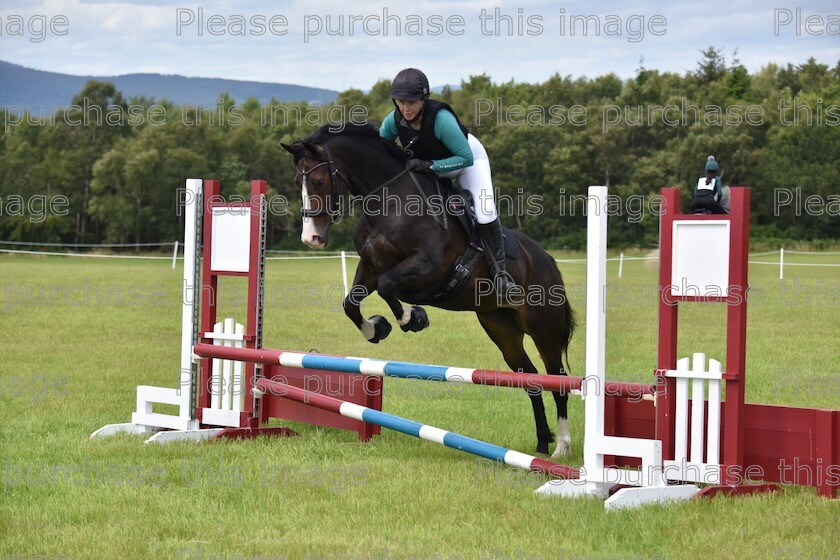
[281,123,575,457]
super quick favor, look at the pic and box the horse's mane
[303,122,408,163]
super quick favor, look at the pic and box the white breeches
[439,134,498,224]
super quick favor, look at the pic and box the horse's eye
[314,180,325,188]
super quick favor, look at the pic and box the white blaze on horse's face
[300,172,328,249]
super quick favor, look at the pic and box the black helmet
[391,68,430,101]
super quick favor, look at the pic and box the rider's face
[395,99,424,120]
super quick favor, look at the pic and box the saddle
[445,188,520,259]
[412,177,519,303]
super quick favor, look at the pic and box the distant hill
[0,60,339,108]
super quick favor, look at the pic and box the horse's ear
[302,142,322,158]
[281,142,302,155]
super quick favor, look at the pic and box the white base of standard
[90,385,200,444]
[534,479,701,510]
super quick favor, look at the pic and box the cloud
[0,0,837,90]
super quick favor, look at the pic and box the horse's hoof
[400,306,429,332]
[535,441,550,455]
[551,436,572,458]
[367,315,392,343]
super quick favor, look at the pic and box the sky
[1,0,838,91]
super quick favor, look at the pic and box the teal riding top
[380,108,474,173]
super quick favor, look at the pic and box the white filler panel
[210,207,251,273]
[671,220,730,297]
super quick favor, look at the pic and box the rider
[691,155,727,214]
[379,68,516,298]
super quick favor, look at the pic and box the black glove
[406,159,433,173]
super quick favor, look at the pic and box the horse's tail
[560,292,576,375]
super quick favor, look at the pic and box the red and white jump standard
[91,178,384,443]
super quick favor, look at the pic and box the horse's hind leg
[476,310,554,455]
[528,315,572,458]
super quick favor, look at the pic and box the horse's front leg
[343,260,392,343]
[375,255,433,334]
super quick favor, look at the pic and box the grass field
[1,250,839,559]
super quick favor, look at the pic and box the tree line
[1,48,838,250]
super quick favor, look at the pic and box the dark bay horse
[282,123,575,457]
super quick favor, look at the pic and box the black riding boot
[478,219,517,298]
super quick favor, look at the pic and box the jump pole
[193,344,655,399]
[254,376,578,480]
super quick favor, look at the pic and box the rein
[297,142,448,229]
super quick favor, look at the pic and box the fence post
[341,250,349,297]
[780,247,784,280]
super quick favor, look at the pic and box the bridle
[296,143,351,222]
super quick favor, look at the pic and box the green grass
[1,252,839,559]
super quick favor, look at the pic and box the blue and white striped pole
[193,344,654,397]
[254,376,578,479]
